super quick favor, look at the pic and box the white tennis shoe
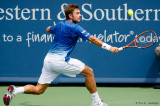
[90,100,108,106]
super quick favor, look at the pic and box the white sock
[13,87,24,95]
[91,92,101,103]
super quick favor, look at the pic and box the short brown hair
[64,4,79,20]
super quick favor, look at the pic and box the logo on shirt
[85,33,89,37]
[82,30,86,33]
[82,30,89,37]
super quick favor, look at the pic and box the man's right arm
[88,35,119,54]
[73,25,119,53]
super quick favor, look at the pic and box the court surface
[0,86,160,106]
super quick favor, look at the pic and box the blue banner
[0,0,160,83]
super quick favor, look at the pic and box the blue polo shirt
[48,20,91,62]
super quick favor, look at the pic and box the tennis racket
[118,31,158,51]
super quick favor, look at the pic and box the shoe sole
[3,85,15,106]
[3,93,11,106]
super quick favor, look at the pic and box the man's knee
[35,87,45,95]
[87,67,94,76]
[34,84,48,95]
[80,65,94,76]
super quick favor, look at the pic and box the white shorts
[38,53,85,84]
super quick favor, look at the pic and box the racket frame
[119,31,157,51]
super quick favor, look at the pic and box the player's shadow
[19,102,44,106]
[144,56,160,83]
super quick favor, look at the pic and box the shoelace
[93,101,103,106]
[6,92,15,98]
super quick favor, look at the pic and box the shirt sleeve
[50,25,56,34]
[73,25,91,41]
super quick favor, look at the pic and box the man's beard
[72,19,80,24]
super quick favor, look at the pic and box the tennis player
[3,4,119,106]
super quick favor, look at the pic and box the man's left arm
[46,22,56,33]
[46,26,52,33]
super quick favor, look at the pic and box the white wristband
[101,43,111,51]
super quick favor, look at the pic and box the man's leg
[3,83,49,105]
[79,65,97,93]
[23,83,49,95]
[79,65,108,106]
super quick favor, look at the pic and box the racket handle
[118,47,123,51]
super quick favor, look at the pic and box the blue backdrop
[0,0,160,83]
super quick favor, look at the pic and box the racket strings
[135,31,157,48]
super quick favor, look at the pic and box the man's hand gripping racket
[118,31,158,51]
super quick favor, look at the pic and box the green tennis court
[1,86,160,106]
